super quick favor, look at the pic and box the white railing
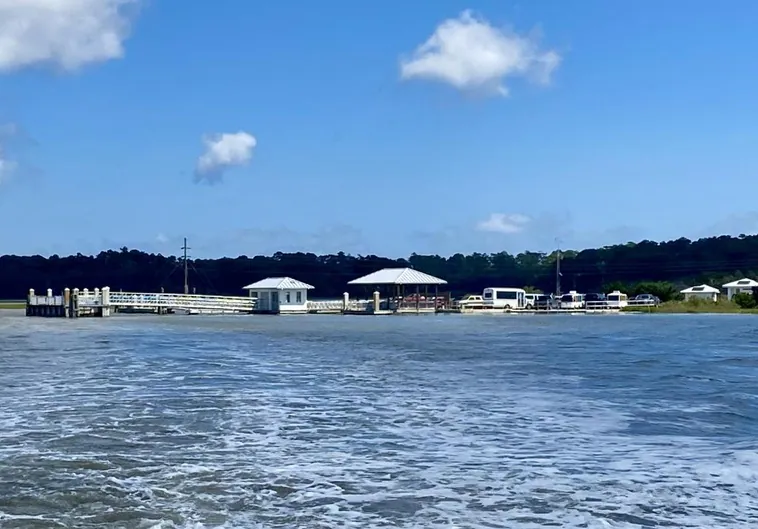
[584,299,658,311]
[626,299,658,306]
[28,295,64,306]
[78,291,256,313]
[306,300,344,311]
[584,301,617,311]
[397,300,438,311]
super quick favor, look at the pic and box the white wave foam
[0,315,757,527]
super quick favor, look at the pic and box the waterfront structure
[722,278,758,301]
[242,277,314,314]
[347,267,447,314]
[26,287,257,317]
[681,284,720,302]
[26,287,112,318]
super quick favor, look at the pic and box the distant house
[722,278,758,301]
[680,284,720,302]
[242,277,314,314]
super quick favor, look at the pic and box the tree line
[2,234,757,301]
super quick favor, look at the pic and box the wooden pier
[25,287,257,318]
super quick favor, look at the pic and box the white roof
[680,284,720,294]
[348,267,447,285]
[242,277,314,290]
[722,278,758,288]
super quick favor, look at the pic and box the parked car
[532,294,553,310]
[633,293,661,305]
[584,293,608,308]
[457,294,484,308]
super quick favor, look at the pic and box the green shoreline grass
[622,300,758,314]
[0,300,24,310]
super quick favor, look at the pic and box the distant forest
[2,234,758,301]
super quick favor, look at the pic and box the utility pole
[555,237,562,296]
[181,237,191,294]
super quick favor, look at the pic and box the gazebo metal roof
[347,267,447,286]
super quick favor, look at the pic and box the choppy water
[1,311,758,528]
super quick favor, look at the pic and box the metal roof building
[242,277,314,314]
[242,277,314,290]
[680,284,720,303]
[347,267,448,314]
[347,267,447,286]
[722,278,758,300]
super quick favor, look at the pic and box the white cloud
[0,123,17,184]
[194,131,257,184]
[0,150,15,184]
[400,10,561,96]
[477,213,531,234]
[0,0,138,72]
[155,233,168,244]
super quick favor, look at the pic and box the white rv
[606,290,628,308]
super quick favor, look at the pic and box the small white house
[242,277,314,314]
[681,284,720,302]
[722,278,758,300]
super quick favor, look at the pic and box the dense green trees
[1,234,757,300]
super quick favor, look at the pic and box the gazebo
[722,278,758,301]
[680,284,720,302]
[347,267,448,313]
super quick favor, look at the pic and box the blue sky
[0,0,756,258]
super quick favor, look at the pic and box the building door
[271,291,279,311]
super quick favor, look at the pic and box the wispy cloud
[0,123,18,184]
[194,131,257,185]
[400,10,560,97]
[700,211,758,239]
[0,0,139,72]
[477,213,531,234]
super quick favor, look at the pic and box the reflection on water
[1,311,757,527]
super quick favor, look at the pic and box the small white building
[681,284,720,302]
[242,277,314,314]
[722,278,758,301]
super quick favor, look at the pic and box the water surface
[1,311,757,528]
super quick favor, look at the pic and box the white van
[483,287,526,309]
[524,293,544,309]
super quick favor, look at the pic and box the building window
[296,291,302,303]
[285,292,291,303]
[250,291,258,299]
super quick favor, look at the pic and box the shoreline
[622,301,758,315]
